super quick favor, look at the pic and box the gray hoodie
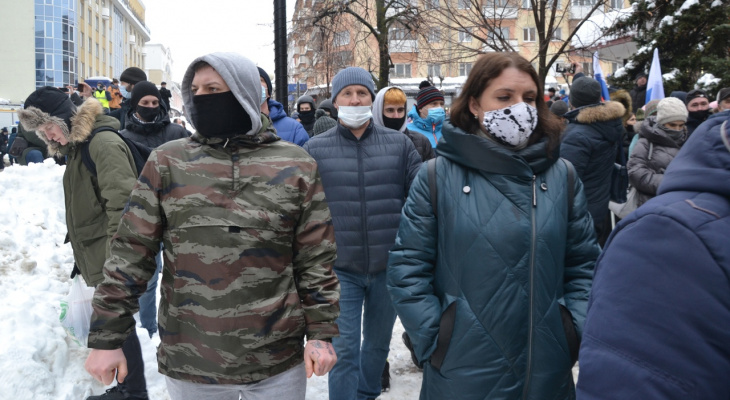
[181,52,263,135]
[372,86,407,132]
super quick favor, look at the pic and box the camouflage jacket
[88,115,340,384]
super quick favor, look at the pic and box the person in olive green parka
[18,87,149,400]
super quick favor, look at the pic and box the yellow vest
[94,89,110,109]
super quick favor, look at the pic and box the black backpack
[81,127,151,176]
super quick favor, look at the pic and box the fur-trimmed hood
[610,90,633,124]
[566,101,626,125]
[18,98,117,157]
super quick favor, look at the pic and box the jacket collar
[336,120,374,141]
[438,119,557,177]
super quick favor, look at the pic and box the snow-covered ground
[0,160,422,399]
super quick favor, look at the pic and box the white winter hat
[656,97,688,127]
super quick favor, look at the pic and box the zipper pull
[532,175,537,207]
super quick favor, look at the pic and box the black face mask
[136,105,160,122]
[299,109,315,124]
[688,109,711,122]
[191,91,252,138]
[383,114,406,131]
[626,124,634,134]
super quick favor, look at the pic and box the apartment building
[0,0,149,103]
[288,0,631,99]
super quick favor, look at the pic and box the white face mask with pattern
[481,102,538,147]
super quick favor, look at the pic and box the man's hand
[78,82,92,98]
[303,340,337,378]
[85,348,127,385]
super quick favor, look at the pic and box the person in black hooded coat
[120,81,189,149]
[119,81,188,340]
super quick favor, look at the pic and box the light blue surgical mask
[427,107,445,124]
[261,85,267,106]
[119,85,131,99]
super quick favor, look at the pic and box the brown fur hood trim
[575,101,626,124]
[17,98,105,156]
[610,90,633,123]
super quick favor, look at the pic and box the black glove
[70,263,81,279]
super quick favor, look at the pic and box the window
[95,16,99,31]
[488,27,510,41]
[81,62,85,76]
[610,0,623,8]
[572,0,596,5]
[333,31,350,47]
[95,43,99,58]
[582,62,592,75]
[102,20,106,36]
[390,63,412,78]
[459,62,472,76]
[427,27,441,43]
[423,0,439,9]
[522,0,532,8]
[428,64,441,77]
[552,27,562,40]
[486,0,509,7]
[89,65,92,77]
[88,9,91,21]
[389,27,414,40]
[548,0,562,9]
[523,27,536,42]
[458,0,470,9]
[80,32,84,48]
[45,21,53,37]
[88,37,92,50]
[611,62,622,73]
[458,28,473,43]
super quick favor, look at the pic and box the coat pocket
[430,299,457,370]
[560,304,580,365]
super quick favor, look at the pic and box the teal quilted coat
[387,119,600,400]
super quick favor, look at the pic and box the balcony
[389,39,418,53]
[482,6,518,18]
[101,7,110,19]
[482,38,519,52]
[129,34,136,44]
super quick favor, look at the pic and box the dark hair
[450,53,563,154]
[193,61,212,73]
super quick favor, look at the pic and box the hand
[303,340,337,378]
[574,63,584,74]
[78,82,92,98]
[85,348,127,385]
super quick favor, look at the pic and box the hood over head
[658,114,730,198]
[318,98,338,119]
[372,86,407,132]
[181,52,263,136]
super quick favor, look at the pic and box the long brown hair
[450,53,563,153]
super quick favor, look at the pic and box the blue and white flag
[645,48,665,103]
[593,52,610,102]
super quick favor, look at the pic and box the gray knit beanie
[570,77,602,109]
[331,67,376,102]
[656,97,688,127]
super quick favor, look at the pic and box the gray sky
[145,0,297,83]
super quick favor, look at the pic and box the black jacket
[159,87,172,107]
[303,121,422,274]
[629,84,647,113]
[561,101,626,229]
[120,108,189,149]
[404,128,434,161]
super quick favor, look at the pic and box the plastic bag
[59,275,95,347]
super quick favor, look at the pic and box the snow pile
[0,161,423,399]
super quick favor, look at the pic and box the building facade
[288,0,632,103]
[0,0,149,104]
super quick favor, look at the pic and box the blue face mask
[119,85,131,99]
[427,107,445,124]
[261,85,268,106]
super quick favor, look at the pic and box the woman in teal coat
[387,53,600,400]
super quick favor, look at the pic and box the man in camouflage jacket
[85,52,340,397]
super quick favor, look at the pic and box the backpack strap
[562,158,575,218]
[427,158,438,217]
[81,127,123,176]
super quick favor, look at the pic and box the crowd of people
[8,50,729,400]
